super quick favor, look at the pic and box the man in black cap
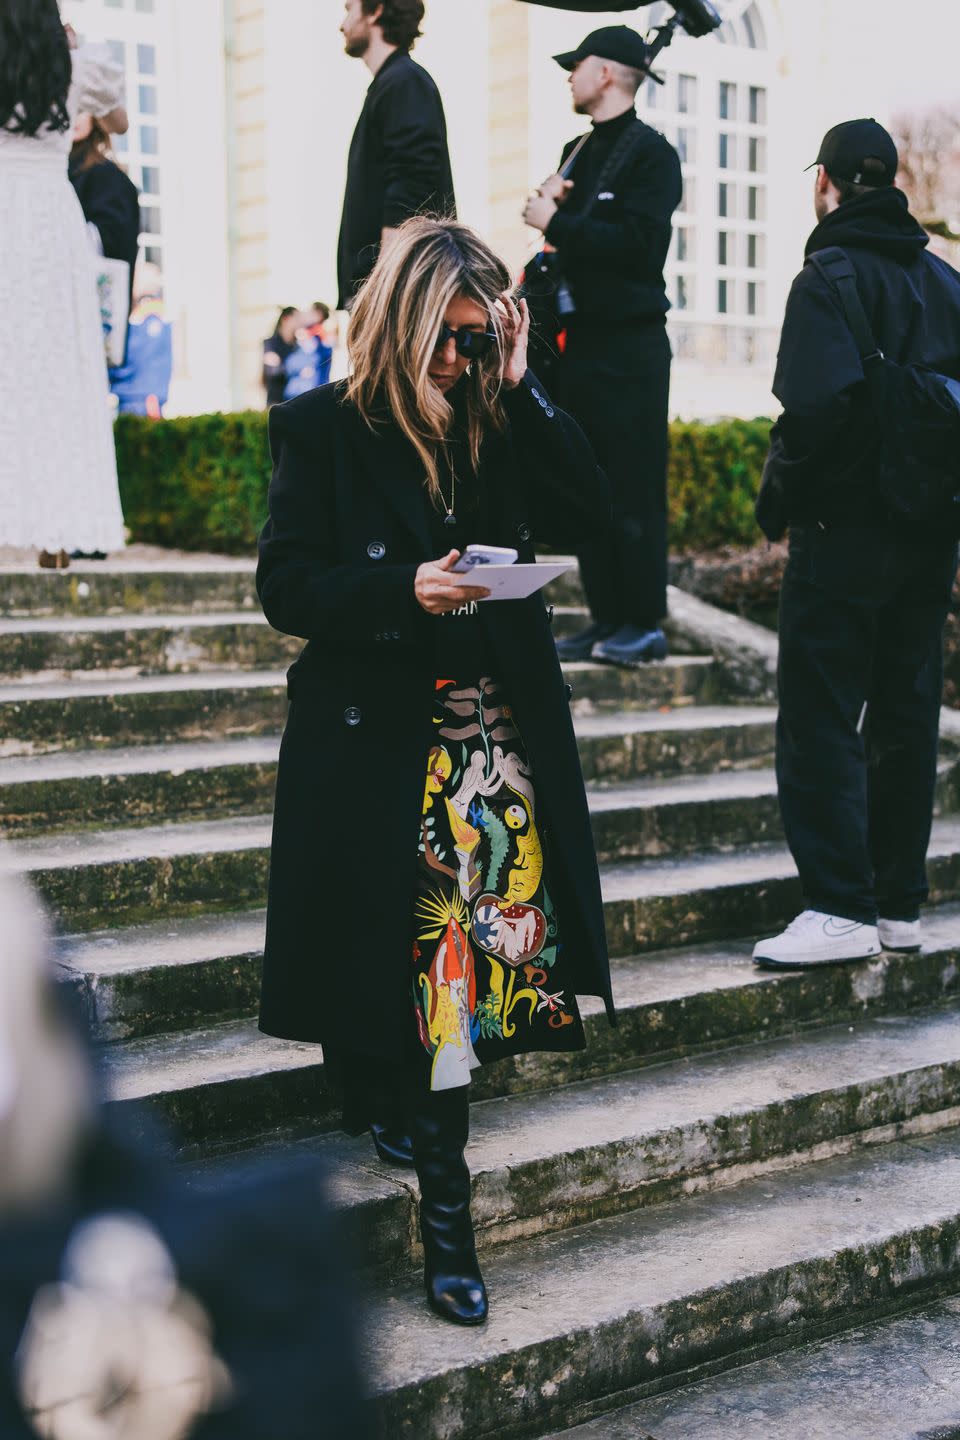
[753,118,960,969]
[523,26,682,667]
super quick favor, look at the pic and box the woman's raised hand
[497,295,530,391]
[415,550,490,615]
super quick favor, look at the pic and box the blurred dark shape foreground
[0,867,370,1440]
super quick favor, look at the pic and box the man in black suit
[337,0,455,311]
[523,26,682,668]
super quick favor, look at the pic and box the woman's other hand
[64,23,78,48]
[415,551,490,615]
[497,295,530,391]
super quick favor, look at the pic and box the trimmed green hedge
[115,410,271,555]
[115,409,773,555]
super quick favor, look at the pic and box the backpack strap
[808,247,884,366]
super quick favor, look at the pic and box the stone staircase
[2,557,960,1439]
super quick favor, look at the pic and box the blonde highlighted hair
[346,216,512,502]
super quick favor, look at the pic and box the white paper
[449,559,575,601]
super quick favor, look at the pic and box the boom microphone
[517,0,722,40]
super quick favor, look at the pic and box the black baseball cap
[808,118,899,186]
[553,25,650,73]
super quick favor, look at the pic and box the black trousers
[557,320,671,630]
[776,524,957,924]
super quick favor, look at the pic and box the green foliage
[114,409,773,556]
[115,410,271,554]
[668,418,772,552]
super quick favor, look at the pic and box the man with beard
[523,26,681,668]
[337,0,455,311]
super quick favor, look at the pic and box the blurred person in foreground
[0,865,370,1439]
[0,0,128,571]
[262,307,300,409]
[524,26,681,669]
[256,216,615,1327]
[110,261,173,418]
[337,0,455,311]
[753,119,960,970]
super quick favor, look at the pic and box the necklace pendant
[443,511,458,528]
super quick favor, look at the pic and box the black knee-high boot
[409,1084,488,1326]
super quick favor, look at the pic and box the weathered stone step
[176,1005,960,1267]
[366,1127,960,1437]
[575,704,774,781]
[0,611,300,679]
[544,1296,960,1439]
[0,658,718,757]
[61,903,960,1054]
[0,561,258,619]
[0,558,582,620]
[15,813,960,938]
[0,715,779,835]
[0,736,279,833]
[0,670,288,756]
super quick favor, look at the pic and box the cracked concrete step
[542,1295,960,1439]
[0,561,260,619]
[59,903,960,1051]
[0,724,779,839]
[13,813,960,938]
[175,1006,960,1271]
[0,658,718,757]
[0,611,301,678]
[365,1127,960,1437]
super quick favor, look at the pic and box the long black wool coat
[256,371,616,1062]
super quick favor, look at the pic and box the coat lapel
[342,404,432,556]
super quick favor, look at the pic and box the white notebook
[449,559,575,601]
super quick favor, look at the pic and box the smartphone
[452,544,519,573]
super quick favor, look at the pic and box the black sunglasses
[435,323,498,360]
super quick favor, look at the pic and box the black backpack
[810,246,960,534]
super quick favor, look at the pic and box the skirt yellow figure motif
[412,676,585,1092]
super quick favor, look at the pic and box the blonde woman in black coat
[257,216,615,1326]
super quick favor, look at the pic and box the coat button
[545,406,555,418]
[518,523,531,542]
[367,541,386,560]
[531,387,541,401]
[344,706,361,726]
[547,604,555,625]
[564,682,574,702]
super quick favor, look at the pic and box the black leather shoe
[368,1120,415,1168]
[555,621,616,663]
[409,1086,488,1326]
[592,624,669,667]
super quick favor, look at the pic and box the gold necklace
[438,448,457,528]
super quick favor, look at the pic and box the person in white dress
[0,0,128,569]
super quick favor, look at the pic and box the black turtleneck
[543,108,682,325]
[560,107,637,219]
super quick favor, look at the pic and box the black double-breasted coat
[256,372,615,1062]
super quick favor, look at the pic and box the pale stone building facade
[60,0,953,419]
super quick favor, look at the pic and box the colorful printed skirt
[411,676,585,1092]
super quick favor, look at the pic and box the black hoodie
[757,187,960,538]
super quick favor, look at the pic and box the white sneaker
[878,917,922,952]
[753,910,882,969]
